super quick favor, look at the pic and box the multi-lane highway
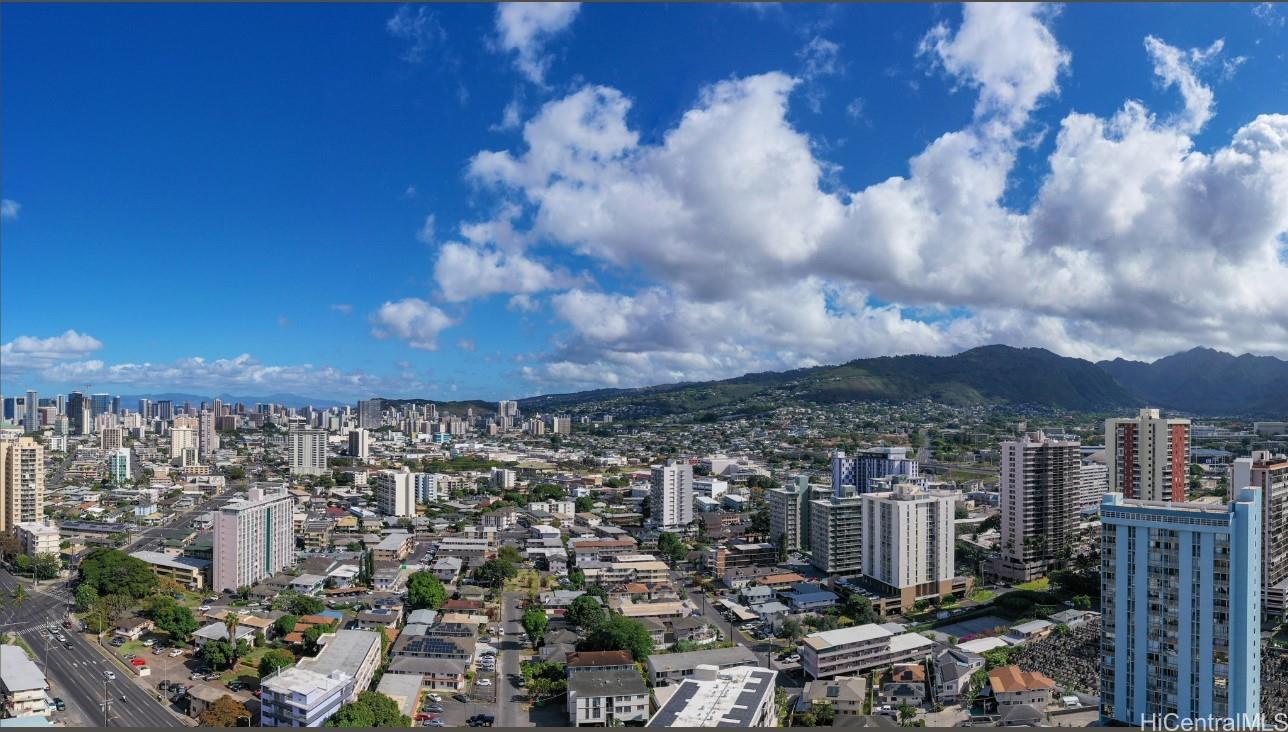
[0,569,184,727]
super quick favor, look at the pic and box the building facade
[1099,490,1260,726]
[1106,408,1191,502]
[375,469,416,517]
[996,432,1081,583]
[347,428,369,460]
[831,448,918,496]
[288,426,327,476]
[861,484,958,607]
[651,461,694,530]
[0,437,44,534]
[1234,452,1288,620]
[808,494,864,575]
[213,484,295,592]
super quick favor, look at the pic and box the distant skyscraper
[497,400,518,419]
[551,416,571,435]
[1099,490,1261,726]
[199,410,218,459]
[0,437,45,533]
[111,395,121,415]
[357,399,382,430]
[170,427,198,460]
[1234,451,1288,621]
[996,432,1081,583]
[651,461,694,530]
[23,390,38,433]
[100,426,125,452]
[157,400,174,421]
[831,448,918,496]
[212,484,294,592]
[1106,408,1191,502]
[288,426,327,476]
[55,394,65,415]
[90,393,110,419]
[348,428,369,460]
[66,392,85,434]
[138,398,152,420]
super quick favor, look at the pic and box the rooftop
[802,623,893,650]
[647,665,777,728]
[645,646,758,674]
[298,629,382,678]
[568,668,648,698]
[989,665,1056,694]
[0,645,45,693]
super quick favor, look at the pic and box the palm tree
[224,613,241,644]
[897,703,917,727]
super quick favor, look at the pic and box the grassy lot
[1013,578,1050,592]
[969,589,998,602]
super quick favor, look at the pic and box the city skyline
[4,3,1288,402]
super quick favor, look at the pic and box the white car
[427,694,441,702]
[104,671,116,680]
[169,649,184,657]
[785,655,801,664]
[143,639,156,647]
[198,605,211,612]
[476,679,492,687]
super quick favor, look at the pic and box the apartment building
[259,667,350,727]
[374,469,416,518]
[996,432,1081,582]
[130,550,211,591]
[1099,489,1260,726]
[0,436,44,533]
[14,522,59,558]
[1234,452,1288,620]
[651,461,694,530]
[768,475,828,554]
[800,624,935,680]
[831,447,918,496]
[212,484,294,592]
[567,669,650,727]
[646,665,778,728]
[1105,408,1190,502]
[297,629,383,704]
[288,425,327,476]
[808,494,864,575]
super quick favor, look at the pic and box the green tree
[201,639,235,670]
[1072,594,1092,610]
[74,583,98,611]
[77,548,158,599]
[33,553,61,580]
[498,545,523,565]
[151,599,199,641]
[780,618,803,640]
[568,568,586,590]
[472,558,517,589]
[656,531,688,563]
[258,648,296,677]
[843,595,879,625]
[303,621,337,653]
[521,609,548,642]
[13,554,32,574]
[580,615,654,661]
[575,496,595,513]
[407,572,447,610]
[274,615,298,636]
[325,691,411,727]
[566,595,608,629]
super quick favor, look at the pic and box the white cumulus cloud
[370,298,455,350]
[494,2,581,84]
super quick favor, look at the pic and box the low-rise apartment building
[260,667,350,727]
[647,665,778,728]
[800,624,935,680]
[567,669,650,727]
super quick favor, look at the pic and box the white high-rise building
[651,461,694,530]
[288,426,327,476]
[213,484,294,592]
[551,416,571,435]
[490,468,516,490]
[0,437,44,534]
[831,448,918,496]
[861,483,956,592]
[109,448,131,484]
[1075,456,1110,511]
[497,400,518,418]
[1099,490,1260,726]
[415,473,445,503]
[1105,408,1191,502]
[170,427,198,460]
[348,428,369,460]
[769,475,827,553]
[809,494,864,575]
[375,468,416,517]
[996,432,1081,583]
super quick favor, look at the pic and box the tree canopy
[472,558,518,588]
[579,614,654,661]
[407,572,448,610]
[77,548,157,599]
[325,691,411,727]
[149,598,199,640]
[259,648,296,677]
[521,608,548,642]
[198,695,251,727]
[566,595,608,630]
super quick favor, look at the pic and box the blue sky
[3,3,1287,401]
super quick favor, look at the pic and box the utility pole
[101,679,112,727]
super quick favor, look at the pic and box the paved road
[0,569,184,727]
[124,494,223,553]
[497,591,532,727]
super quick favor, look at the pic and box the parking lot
[414,689,494,728]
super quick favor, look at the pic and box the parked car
[52,698,65,711]
[476,679,492,687]
[426,694,441,702]
[198,605,211,612]
[424,720,445,727]
[143,639,156,647]
[169,649,184,657]
[103,671,116,680]
[453,693,470,704]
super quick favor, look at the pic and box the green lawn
[1013,578,1050,592]
[969,589,997,602]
